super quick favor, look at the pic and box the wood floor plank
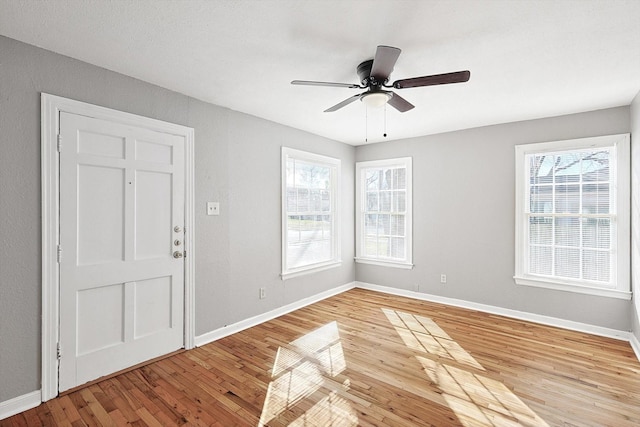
[3,288,640,426]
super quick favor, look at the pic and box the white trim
[195,282,356,347]
[355,281,631,341]
[354,258,414,269]
[281,260,342,280]
[0,390,41,421]
[281,147,341,277]
[514,276,632,300]
[630,333,640,362]
[41,93,195,401]
[355,157,413,266]
[514,133,631,297]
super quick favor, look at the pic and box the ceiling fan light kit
[292,45,471,113]
[361,91,392,108]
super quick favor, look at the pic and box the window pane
[321,190,330,212]
[366,192,379,211]
[554,217,580,247]
[390,237,405,259]
[297,188,309,212]
[554,152,582,183]
[530,185,552,213]
[366,169,380,190]
[529,155,554,185]
[365,214,377,235]
[378,214,390,235]
[377,237,390,257]
[380,169,392,190]
[287,188,297,212]
[582,150,609,182]
[393,214,405,236]
[529,246,552,275]
[529,216,552,245]
[380,191,391,212]
[555,248,580,278]
[582,183,609,214]
[583,250,610,282]
[582,218,610,249]
[396,191,406,212]
[364,237,377,257]
[393,168,406,189]
[287,215,300,243]
[554,184,580,213]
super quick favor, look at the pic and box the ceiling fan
[291,45,470,113]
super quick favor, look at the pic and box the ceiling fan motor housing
[357,60,375,87]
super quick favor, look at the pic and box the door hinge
[57,245,62,263]
[184,250,187,258]
[57,134,62,152]
[57,342,62,360]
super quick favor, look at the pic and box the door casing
[41,93,195,401]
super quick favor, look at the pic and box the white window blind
[282,148,340,278]
[514,134,630,299]
[356,158,412,268]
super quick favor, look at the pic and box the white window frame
[355,157,413,269]
[281,147,341,279]
[514,134,630,300]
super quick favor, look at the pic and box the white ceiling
[1,0,639,145]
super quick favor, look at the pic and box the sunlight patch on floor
[383,308,549,427]
[382,307,484,370]
[259,321,357,427]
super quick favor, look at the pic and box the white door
[58,112,185,392]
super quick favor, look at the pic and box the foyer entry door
[58,111,185,392]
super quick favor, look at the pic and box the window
[281,147,340,278]
[355,157,413,268]
[514,134,630,299]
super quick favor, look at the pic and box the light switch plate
[207,202,220,216]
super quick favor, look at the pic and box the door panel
[77,164,125,265]
[58,112,185,392]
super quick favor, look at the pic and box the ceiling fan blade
[370,45,401,83]
[324,94,362,112]
[387,92,415,112]
[291,80,361,89]
[392,70,471,89]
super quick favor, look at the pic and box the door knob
[173,251,183,259]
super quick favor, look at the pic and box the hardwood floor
[3,288,640,426]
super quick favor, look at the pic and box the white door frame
[41,93,196,401]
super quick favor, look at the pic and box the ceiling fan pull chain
[365,106,368,143]
[383,104,387,138]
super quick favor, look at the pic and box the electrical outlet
[259,287,266,299]
[207,201,220,216]
[440,274,447,284]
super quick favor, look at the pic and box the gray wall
[356,107,632,331]
[1,33,637,406]
[631,89,640,344]
[0,36,355,403]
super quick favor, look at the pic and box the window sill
[514,276,631,300]
[355,258,414,270]
[281,260,342,280]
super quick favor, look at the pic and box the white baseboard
[194,279,639,363]
[0,390,41,421]
[194,282,356,347]
[355,281,632,342]
[630,332,640,362]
